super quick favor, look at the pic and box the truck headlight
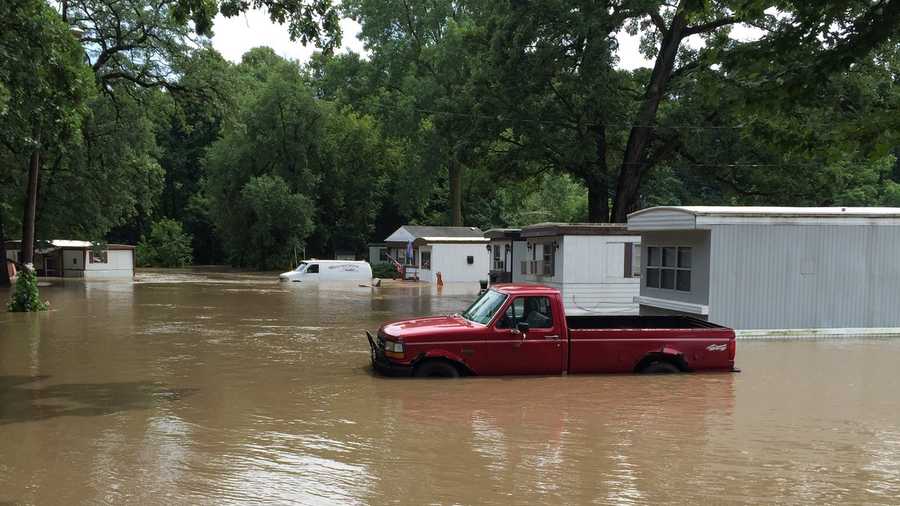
[384,340,404,353]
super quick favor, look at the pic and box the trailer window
[646,246,692,292]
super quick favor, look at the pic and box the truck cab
[367,284,736,378]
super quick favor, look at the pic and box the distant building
[334,250,357,261]
[4,240,135,279]
[383,226,488,283]
[628,206,900,333]
[484,228,527,283]
[367,243,389,265]
[518,223,641,315]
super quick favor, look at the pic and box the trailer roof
[628,206,900,230]
[634,206,900,217]
[521,222,638,238]
[484,228,523,240]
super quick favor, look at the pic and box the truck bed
[566,315,724,330]
[565,315,734,374]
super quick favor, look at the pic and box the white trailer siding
[424,243,489,284]
[560,235,640,315]
[62,249,86,277]
[83,249,134,279]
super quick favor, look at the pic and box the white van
[279,260,373,282]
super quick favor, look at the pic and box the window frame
[645,245,692,293]
[89,250,108,264]
[541,242,555,277]
[495,295,555,330]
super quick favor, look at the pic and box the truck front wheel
[414,360,461,378]
[640,361,680,374]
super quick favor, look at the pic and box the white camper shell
[279,260,373,282]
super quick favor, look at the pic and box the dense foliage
[8,269,48,312]
[137,219,194,267]
[1,0,899,275]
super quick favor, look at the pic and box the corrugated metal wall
[709,224,900,329]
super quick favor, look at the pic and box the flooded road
[1,270,899,505]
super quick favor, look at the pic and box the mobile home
[5,240,135,279]
[383,226,489,283]
[518,223,641,315]
[628,206,900,334]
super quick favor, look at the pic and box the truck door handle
[544,335,560,340]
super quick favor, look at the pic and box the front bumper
[367,331,414,377]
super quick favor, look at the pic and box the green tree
[136,218,194,267]
[238,175,315,270]
[472,0,900,221]
[0,0,94,273]
[343,0,494,226]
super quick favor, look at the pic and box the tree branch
[684,16,739,36]
[649,10,668,35]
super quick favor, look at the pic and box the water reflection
[0,272,899,504]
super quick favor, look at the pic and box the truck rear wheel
[640,361,680,374]
[414,360,461,378]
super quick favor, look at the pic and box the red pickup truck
[367,284,737,377]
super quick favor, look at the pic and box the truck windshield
[294,262,308,272]
[461,290,508,325]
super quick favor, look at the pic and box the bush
[371,262,398,279]
[8,268,48,312]
[137,219,193,267]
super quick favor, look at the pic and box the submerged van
[279,260,373,282]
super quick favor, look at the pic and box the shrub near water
[8,269,48,312]
[371,263,398,279]
[136,219,193,267]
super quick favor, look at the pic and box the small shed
[5,240,135,279]
[383,226,488,283]
[518,223,641,315]
[484,228,527,283]
[627,206,900,333]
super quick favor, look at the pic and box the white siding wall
[418,245,433,282]
[429,243,489,283]
[83,250,133,279]
[63,249,85,277]
[560,235,640,315]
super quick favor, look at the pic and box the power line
[362,101,889,130]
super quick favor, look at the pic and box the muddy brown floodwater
[1,270,899,505]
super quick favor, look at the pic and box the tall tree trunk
[586,175,609,223]
[612,5,689,222]
[587,125,610,222]
[21,148,41,266]
[448,159,463,226]
[0,210,9,286]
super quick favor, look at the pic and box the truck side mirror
[516,321,530,334]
